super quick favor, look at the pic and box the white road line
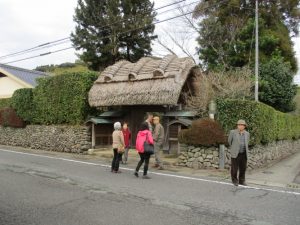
[1,148,300,196]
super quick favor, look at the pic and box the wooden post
[177,125,181,155]
[92,123,95,149]
[219,144,225,169]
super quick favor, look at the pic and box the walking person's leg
[135,153,145,177]
[123,148,129,164]
[154,143,162,168]
[143,153,151,179]
[231,157,239,185]
[114,152,123,172]
[238,153,247,185]
[111,149,118,172]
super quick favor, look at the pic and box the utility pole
[255,0,259,102]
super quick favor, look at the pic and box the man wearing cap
[228,120,250,186]
[153,116,165,170]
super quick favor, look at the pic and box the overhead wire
[3,0,228,65]
[0,0,188,60]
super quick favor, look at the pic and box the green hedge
[11,71,98,125]
[0,98,11,109]
[11,88,34,122]
[217,99,300,145]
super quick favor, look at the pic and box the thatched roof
[88,55,196,107]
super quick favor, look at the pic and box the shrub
[217,99,300,145]
[259,57,297,112]
[178,118,226,146]
[11,88,34,122]
[32,71,98,124]
[0,107,25,128]
[0,98,11,109]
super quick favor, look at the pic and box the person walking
[121,122,131,164]
[153,116,164,170]
[134,122,154,179]
[111,122,125,173]
[228,119,250,186]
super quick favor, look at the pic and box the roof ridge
[0,63,49,76]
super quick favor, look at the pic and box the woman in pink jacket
[134,122,154,179]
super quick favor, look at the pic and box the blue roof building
[0,63,49,98]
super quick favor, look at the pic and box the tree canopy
[71,0,157,71]
[194,0,300,72]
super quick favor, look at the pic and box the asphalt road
[0,147,299,225]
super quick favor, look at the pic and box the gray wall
[178,139,300,170]
[0,125,91,153]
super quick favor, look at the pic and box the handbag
[143,133,154,155]
[117,144,125,153]
[117,131,125,153]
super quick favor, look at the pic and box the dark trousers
[135,153,151,175]
[231,152,247,184]
[111,148,122,172]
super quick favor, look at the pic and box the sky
[0,0,299,84]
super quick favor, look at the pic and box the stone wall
[0,125,91,153]
[177,139,300,170]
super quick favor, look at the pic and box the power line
[0,38,70,60]
[3,47,74,64]
[3,0,227,65]
[0,0,187,60]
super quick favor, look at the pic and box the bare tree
[183,67,254,116]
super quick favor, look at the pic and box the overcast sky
[0,0,299,82]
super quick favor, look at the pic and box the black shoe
[239,182,247,186]
[134,172,139,177]
[142,175,151,179]
[233,182,238,186]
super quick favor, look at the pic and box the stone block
[203,162,211,167]
[188,152,194,157]
[206,154,213,159]
[192,148,201,153]
[198,157,204,162]
[213,151,219,157]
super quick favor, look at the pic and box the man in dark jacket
[228,119,250,186]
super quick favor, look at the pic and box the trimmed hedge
[178,118,226,146]
[11,71,98,125]
[0,98,11,109]
[0,107,25,128]
[11,88,34,122]
[216,99,300,145]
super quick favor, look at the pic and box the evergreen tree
[193,0,300,72]
[71,0,157,71]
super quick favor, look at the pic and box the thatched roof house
[88,55,200,153]
[89,55,196,107]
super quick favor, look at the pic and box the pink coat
[135,130,154,153]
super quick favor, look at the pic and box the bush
[178,118,226,146]
[0,107,25,128]
[217,99,300,145]
[0,98,11,109]
[259,57,297,112]
[32,71,98,124]
[11,88,34,122]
